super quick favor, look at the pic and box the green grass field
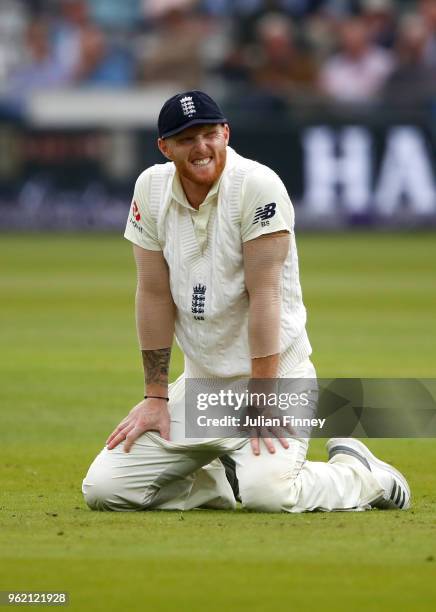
[1,233,436,611]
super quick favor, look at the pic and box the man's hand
[106,398,170,453]
[244,369,295,456]
[247,411,294,456]
[250,433,290,456]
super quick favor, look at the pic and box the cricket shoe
[326,438,411,510]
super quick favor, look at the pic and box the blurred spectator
[419,0,436,67]
[302,11,336,62]
[6,17,72,101]
[229,0,328,48]
[381,13,436,107]
[1,0,436,111]
[247,13,318,100]
[139,5,207,88]
[319,16,395,102]
[361,0,396,49]
[0,1,30,91]
[76,29,135,85]
[52,1,134,86]
[52,1,91,79]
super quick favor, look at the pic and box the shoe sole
[327,438,411,510]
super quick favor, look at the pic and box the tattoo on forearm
[141,348,172,386]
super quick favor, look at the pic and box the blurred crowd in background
[1,0,436,112]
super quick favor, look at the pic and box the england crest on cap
[158,90,227,139]
[180,96,196,117]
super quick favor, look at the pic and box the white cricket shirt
[124,146,311,377]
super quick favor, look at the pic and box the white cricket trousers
[82,359,383,512]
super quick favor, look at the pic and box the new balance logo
[180,96,196,117]
[253,202,277,226]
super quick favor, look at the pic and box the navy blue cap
[158,90,227,139]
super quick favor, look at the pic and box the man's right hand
[106,398,171,453]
